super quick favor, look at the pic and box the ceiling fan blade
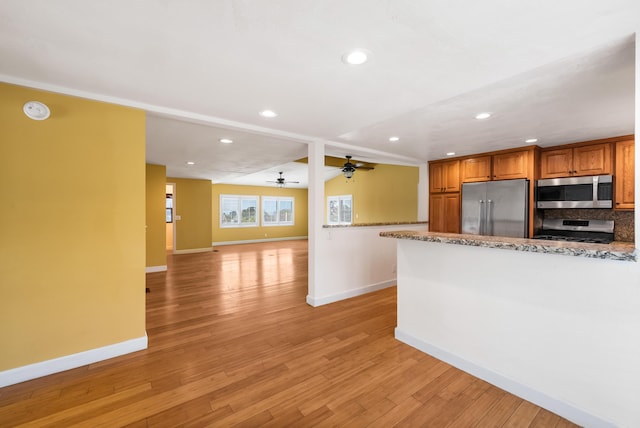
[294,156,376,170]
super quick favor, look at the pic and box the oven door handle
[592,175,599,207]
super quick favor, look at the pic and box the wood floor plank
[11,383,152,427]
[473,391,524,427]
[503,400,542,427]
[445,387,506,427]
[530,407,565,427]
[0,240,578,427]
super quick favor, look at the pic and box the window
[262,196,295,226]
[166,194,173,223]
[220,195,258,227]
[327,195,352,225]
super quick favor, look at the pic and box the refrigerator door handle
[486,199,493,236]
[478,200,485,235]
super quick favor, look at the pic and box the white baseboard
[0,335,148,388]
[306,279,395,307]
[394,329,615,428]
[213,236,308,246]
[172,247,212,254]
[145,265,167,273]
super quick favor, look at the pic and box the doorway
[166,183,175,251]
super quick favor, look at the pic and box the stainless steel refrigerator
[461,179,529,238]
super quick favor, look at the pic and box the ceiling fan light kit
[342,155,357,179]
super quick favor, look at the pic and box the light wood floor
[0,240,578,427]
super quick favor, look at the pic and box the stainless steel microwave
[536,175,613,209]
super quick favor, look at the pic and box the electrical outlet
[392,264,397,273]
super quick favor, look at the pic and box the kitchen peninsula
[381,229,636,261]
[380,229,640,427]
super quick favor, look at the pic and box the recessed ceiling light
[446,152,456,156]
[475,112,491,120]
[260,109,277,118]
[186,161,195,165]
[389,136,400,142]
[342,49,369,65]
[525,138,538,143]
[219,138,233,144]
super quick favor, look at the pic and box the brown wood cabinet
[460,156,491,182]
[429,159,460,233]
[461,150,530,182]
[429,160,460,193]
[429,193,460,233]
[493,150,529,180]
[615,140,634,210]
[540,143,611,178]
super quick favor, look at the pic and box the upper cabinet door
[429,160,460,192]
[540,143,612,178]
[493,150,529,180]
[615,140,634,210]
[573,143,612,176]
[540,148,573,178]
[429,162,445,193]
[442,160,460,192]
[461,156,491,183]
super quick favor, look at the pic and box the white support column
[417,163,429,221]
[635,32,639,247]
[307,140,325,303]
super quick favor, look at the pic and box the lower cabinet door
[429,193,460,233]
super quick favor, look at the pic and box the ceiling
[0,1,637,188]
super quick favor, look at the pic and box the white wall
[306,224,427,306]
[395,239,640,427]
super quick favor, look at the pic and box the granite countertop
[323,221,428,228]
[379,230,637,262]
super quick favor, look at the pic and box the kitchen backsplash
[542,209,635,242]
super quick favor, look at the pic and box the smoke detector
[23,101,50,121]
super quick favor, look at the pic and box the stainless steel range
[533,219,614,244]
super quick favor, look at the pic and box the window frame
[220,195,259,228]
[262,196,295,226]
[327,195,353,225]
[166,194,173,223]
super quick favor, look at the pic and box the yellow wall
[146,164,167,267]
[0,83,146,371]
[325,164,419,223]
[212,184,308,243]
[168,177,213,251]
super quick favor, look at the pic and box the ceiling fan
[267,171,299,187]
[341,155,374,179]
